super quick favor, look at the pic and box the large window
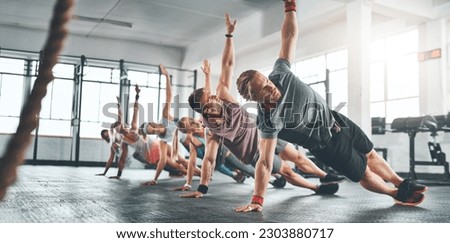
[38,63,75,137]
[294,49,349,115]
[128,70,161,125]
[370,29,419,122]
[80,66,120,138]
[0,58,25,133]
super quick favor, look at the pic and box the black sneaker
[319,174,346,185]
[394,192,425,206]
[394,179,426,206]
[316,184,339,194]
[233,173,246,184]
[270,176,287,188]
[397,179,428,193]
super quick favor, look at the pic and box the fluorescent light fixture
[72,15,132,28]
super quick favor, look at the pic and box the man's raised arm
[217,13,237,103]
[278,0,298,64]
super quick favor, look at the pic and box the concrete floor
[1,165,449,223]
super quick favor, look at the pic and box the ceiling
[1,0,450,62]
[0,0,280,49]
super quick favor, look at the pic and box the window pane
[385,30,418,58]
[81,82,101,121]
[370,101,385,118]
[387,54,418,99]
[53,63,74,79]
[386,98,419,123]
[0,58,24,74]
[128,70,149,87]
[111,69,121,84]
[99,83,119,124]
[0,74,23,116]
[329,69,348,108]
[370,62,385,102]
[370,39,385,62]
[51,79,73,119]
[38,120,71,136]
[295,55,326,82]
[80,121,103,138]
[326,49,347,70]
[0,117,20,133]
[40,81,53,119]
[148,73,160,88]
[84,66,113,82]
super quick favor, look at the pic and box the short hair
[177,117,190,134]
[100,129,108,138]
[188,88,205,113]
[236,70,257,101]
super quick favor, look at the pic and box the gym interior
[1,0,450,224]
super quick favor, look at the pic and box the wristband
[197,184,208,194]
[184,183,192,189]
[135,94,140,100]
[251,195,264,206]
[225,34,233,38]
[284,1,296,12]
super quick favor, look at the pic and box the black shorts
[309,111,373,182]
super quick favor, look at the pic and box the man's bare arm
[278,7,298,63]
[235,138,277,212]
[179,131,220,198]
[96,147,115,176]
[217,13,237,103]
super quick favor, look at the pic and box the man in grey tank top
[235,0,426,211]
[181,13,345,200]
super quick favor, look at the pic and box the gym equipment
[391,115,450,182]
[371,117,388,160]
[372,117,386,135]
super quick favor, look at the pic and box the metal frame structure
[0,48,197,166]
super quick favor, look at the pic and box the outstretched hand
[225,13,236,35]
[141,180,157,186]
[173,185,191,191]
[159,64,169,76]
[179,191,203,198]
[135,84,141,94]
[235,203,263,213]
[201,59,210,76]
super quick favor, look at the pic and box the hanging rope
[0,0,75,200]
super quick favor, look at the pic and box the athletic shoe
[397,179,428,193]
[270,176,287,188]
[319,174,346,185]
[394,192,425,206]
[394,179,426,206]
[316,183,339,194]
[233,173,246,184]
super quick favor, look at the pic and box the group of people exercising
[97,0,427,212]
